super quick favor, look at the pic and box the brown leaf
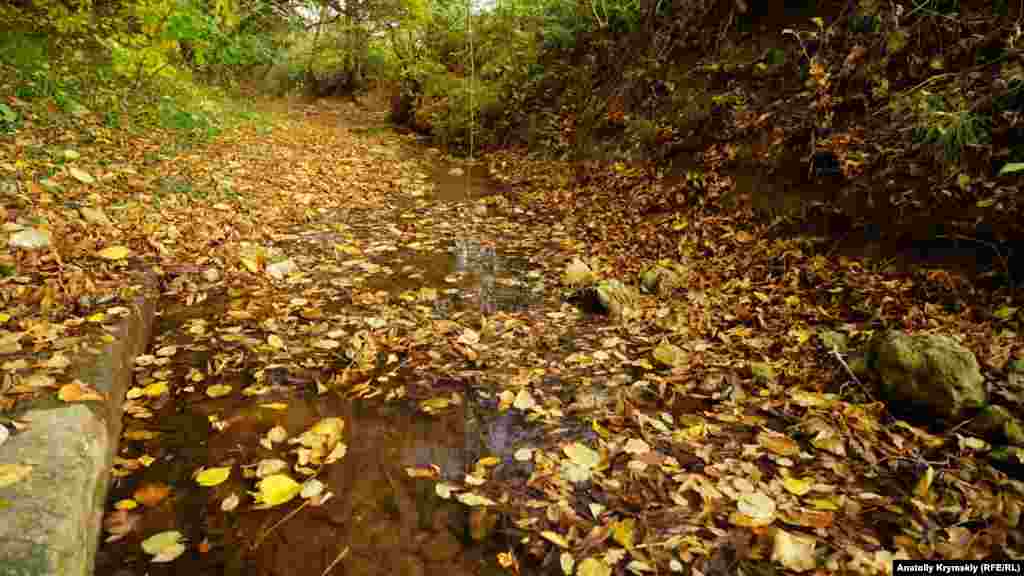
[133,482,172,507]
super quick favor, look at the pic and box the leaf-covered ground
[2,96,1023,575]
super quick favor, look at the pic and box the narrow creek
[95,129,552,576]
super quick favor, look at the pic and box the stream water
[94,135,545,576]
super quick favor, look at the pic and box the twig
[831,347,873,401]
[250,498,311,551]
[320,546,350,576]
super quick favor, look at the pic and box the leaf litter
[0,96,1012,574]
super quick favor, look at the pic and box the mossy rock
[867,330,986,420]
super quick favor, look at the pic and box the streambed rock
[868,330,986,420]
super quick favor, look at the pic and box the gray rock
[868,330,986,420]
[9,228,51,250]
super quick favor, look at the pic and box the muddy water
[96,151,540,576]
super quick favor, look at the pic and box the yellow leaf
[771,528,817,572]
[58,381,105,402]
[578,557,611,576]
[133,482,171,507]
[142,382,169,397]
[98,246,131,260]
[807,498,840,511]
[141,530,185,556]
[259,402,288,411]
[563,442,601,469]
[653,340,688,367]
[541,530,570,548]
[611,517,636,549]
[194,466,232,486]
[240,256,261,274]
[267,334,285,349]
[0,464,32,488]
[205,384,233,398]
[115,499,139,510]
[782,477,813,496]
[252,474,302,509]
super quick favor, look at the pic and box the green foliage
[911,92,990,164]
[0,104,20,134]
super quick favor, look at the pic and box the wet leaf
[141,530,186,561]
[255,459,289,478]
[252,474,302,508]
[104,509,141,542]
[58,381,105,402]
[133,482,171,507]
[301,478,325,499]
[194,466,232,486]
[221,493,240,512]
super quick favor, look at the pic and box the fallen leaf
[0,463,32,487]
[98,245,131,260]
[133,482,171,507]
[194,466,231,486]
[58,381,105,402]
[252,474,302,508]
[771,529,817,572]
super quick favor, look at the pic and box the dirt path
[92,98,1023,576]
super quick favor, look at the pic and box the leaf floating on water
[141,530,186,563]
[252,474,301,509]
[194,466,231,486]
[255,459,289,478]
[58,381,105,402]
[221,493,240,512]
[133,482,171,507]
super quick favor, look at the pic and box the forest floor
[1,94,1023,576]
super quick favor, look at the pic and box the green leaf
[0,104,16,123]
[998,162,1024,176]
